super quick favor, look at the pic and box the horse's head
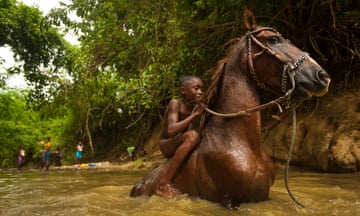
[243,8,331,102]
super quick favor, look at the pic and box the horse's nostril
[317,70,330,83]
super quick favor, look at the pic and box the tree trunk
[86,105,95,157]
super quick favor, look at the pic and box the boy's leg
[18,156,21,170]
[45,151,51,171]
[156,130,199,198]
[41,152,45,169]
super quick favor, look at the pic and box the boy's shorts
[76,151,83,159]
[44,151,51,163]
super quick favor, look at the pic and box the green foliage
[0,0,74,105]
[0,0,358,165]
[0,89,76,168]
[45,0,358,159]
[0,91,41,167]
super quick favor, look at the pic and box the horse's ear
[243,7,257,30]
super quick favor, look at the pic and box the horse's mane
[202,38,243,107]
[199,37,244,131]
[202,58,227,108]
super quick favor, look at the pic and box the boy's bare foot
[155,184,181,198]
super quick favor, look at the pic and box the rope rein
[204,97,285,118]
[284,105,310,209]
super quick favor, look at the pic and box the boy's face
[181,78,204,103]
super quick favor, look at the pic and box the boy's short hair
[179,75,201,87]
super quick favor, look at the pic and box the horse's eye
[266,36,279,45]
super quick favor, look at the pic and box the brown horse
[130,8,331,209]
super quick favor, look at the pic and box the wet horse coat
[130,9,330,209]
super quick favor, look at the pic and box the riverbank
[53,155,165,171]
[1,152,166,173]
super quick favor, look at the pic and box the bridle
[246,27,308,97]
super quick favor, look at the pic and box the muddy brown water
[0,168,359,216]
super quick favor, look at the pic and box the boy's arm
[166,99,202,137]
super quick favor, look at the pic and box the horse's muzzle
[293,69,331,101]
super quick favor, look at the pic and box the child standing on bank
[18,145,26,171]
[43,137,52,171]
[155,75,205,198]
[76,140,83,167]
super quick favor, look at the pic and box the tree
[0,90,40,167]
[18,0,360,159]
[0,0,359,166]
[0,0,74,104]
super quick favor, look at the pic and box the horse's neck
[214,64,262,149]
[217,68,260,113]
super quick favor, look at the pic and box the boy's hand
[194,103,206,116]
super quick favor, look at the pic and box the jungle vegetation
[0,0,359,167]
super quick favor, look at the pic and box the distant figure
[127,146,135,161]
[43,137,52,171]
[76,140,83,167]
[55,147,63,166]
[18,145,26,171]
[39,140,45,170]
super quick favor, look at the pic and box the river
[0,168,359,216]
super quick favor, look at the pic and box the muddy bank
[262,86,360,173]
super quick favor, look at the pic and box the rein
[247,27,310,209]
[285,104,311,209]
[204,97,285,118]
